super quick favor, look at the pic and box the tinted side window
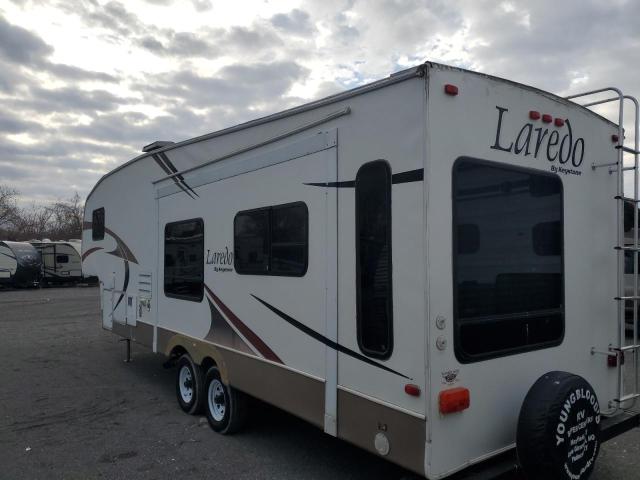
[356,161,393,359]
[92,208,105,241]
[271,203,308,276]
[453,158,564,363]
[234,210,269,274]
[234,202,308,277]
[56,255,69,264]
[164,219,204,302]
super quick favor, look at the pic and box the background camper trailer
[0,241,41,288]
[31,240,83,285]
[82,62,640,479]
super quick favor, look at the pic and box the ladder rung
[613,393,640,403]
[616,145,640,155]
[615,296,640,300]
[615,196,640,203]
[614,246,640,251]
[623,166,636,171]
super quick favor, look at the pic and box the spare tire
[517,371,601,480]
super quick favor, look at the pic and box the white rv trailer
[30,240,83,284]
[82,62,640,479]
[0,241,41,288]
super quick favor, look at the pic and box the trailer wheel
[203,366,247,434]
[175,354,204,415]
[517,371,601,480]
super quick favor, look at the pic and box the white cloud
[0,0,639,203]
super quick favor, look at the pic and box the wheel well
[169,345,188,360]
[200,356,216,372]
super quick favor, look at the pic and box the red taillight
[444,84,459,96]
[554,118,565,127]
[439,387,470,414]
[529,110,541,120]
[612,134,620,143]
[542,114,553,123]
[608,352,625,367]
[404,384,421,397]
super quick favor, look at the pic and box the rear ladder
[566,88,640,409]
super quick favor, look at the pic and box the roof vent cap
[142,140,174,153]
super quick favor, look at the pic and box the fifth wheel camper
[82,62,640,479]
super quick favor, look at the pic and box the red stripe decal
[204,284,282,364]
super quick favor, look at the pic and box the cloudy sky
[1,0,639,204]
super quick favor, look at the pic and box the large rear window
[453,158,564,362]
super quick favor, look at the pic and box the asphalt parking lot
[0,287,638,480]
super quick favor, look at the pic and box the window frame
[233,201,309,277]
[452,156,565,364]
[355,160,394,360]
[92,208,105,241]
[164,217,205,303]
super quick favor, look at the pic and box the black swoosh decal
[305,168,423,188]
[113,260,129,311]
[251,294,411,380]
[391,168,424,184]
[304,180,356,188]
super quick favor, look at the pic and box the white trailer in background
[82,62,640,479]
[0,241,41,288]
[30,240,84,285]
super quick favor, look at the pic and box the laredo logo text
[206,246,233,272]
[490,106,585,169]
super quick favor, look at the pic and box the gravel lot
[0,287,638,480]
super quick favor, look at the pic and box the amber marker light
[439,387,470,414]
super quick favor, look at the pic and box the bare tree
[11,204,54,241]
[0,185,18,230]
[48,192,84,240]
[0,190,85,241]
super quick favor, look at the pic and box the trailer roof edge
[87,61,617,201]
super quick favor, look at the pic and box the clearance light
[404,384,421,397]
[439,387,470,414]
[542,114,553,123]
[554,118,565,127]
[529,111,541,120]
[444,84,459,96]
[612,134,620,143]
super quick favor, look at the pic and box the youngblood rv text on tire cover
[516,371,601,480]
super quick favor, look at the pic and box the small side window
[164,218,204,302]
[92,208,105,241]
[56,255,69,264]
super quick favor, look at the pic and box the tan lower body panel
[223,348,325,428]
[111,323,423,474]
[337,388,426,475]
[154,327,325,429]
[111,321,153,348]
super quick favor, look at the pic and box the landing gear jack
[120,338,132,363]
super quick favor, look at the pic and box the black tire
[175,354,204,415]
[517,371,601,480]
[203,366,247,434]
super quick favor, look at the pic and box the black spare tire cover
[516,371,601,480]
